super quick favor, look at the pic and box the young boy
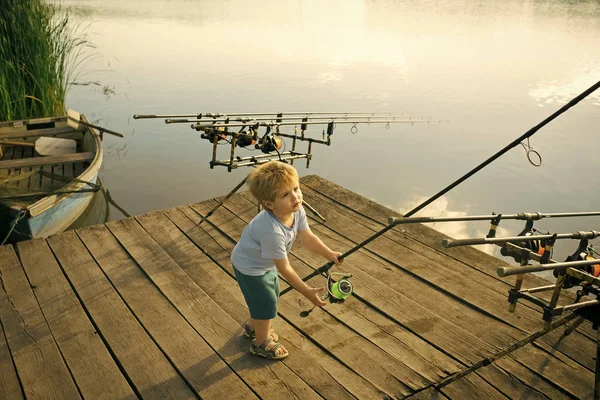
[231,161,342,360]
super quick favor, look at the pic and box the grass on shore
[0,0,89,122]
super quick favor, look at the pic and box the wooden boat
[0,113,102,244]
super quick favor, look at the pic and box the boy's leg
[251,318,271,344]
[252,318,287,357]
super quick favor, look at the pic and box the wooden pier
[0,175,597,399]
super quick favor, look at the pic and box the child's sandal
[243,322,279,342]
[249,337,289,360]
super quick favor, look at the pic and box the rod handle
[442,238,481,248]
[497,258,600,277]
[132,114,155,119]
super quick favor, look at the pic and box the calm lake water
[64,0,600,272]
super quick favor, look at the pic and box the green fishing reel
[323,272,354,304]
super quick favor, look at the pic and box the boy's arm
[274,257,326,307]
[298,227,342,264]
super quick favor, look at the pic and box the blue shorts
[234,267,280,320]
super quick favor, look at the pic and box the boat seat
[0,126,86,140]
[0,152,95,170]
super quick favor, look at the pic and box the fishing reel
[255,135,283,154]
[500,219,552,262]
[555,240,600,288]
[322,272,354,304]
[199,127,227,143]
[236,133,257,147]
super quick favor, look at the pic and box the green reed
[0,0,89,121]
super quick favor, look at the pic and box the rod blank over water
[187,119,438,129]
[165,115,431,124]
[442,230,600,248]
[388,211,600,225]
[133,111,411,119]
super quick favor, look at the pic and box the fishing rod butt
[442,238,484,248]
[388,216,400,225]
[497,266,510,277]
[133,114,154,119]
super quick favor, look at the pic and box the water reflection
[529,70,600,106]
[63,0,600,255]
[67,178,131,231]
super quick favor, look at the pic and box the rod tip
[497,267,508,277]
[132,114,140,119]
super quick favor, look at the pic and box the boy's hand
[328,251,344,265]
[305,287,327,307]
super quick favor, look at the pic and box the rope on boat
[1,210,27,245]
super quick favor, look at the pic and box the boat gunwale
[0,113,103,217]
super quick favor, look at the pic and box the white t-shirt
[231,206,309,276]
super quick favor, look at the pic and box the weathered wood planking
[104,218,323,399]
[0,245,80,399]
[0,299,23,400]
[300,177,598,371]
[185,198,513,397]
[214,193,514,355]
[69,226,256,399]
[298,178,597,367]
[138,209,385,400]
[15,238,135,399]
[1,174,598,400]
[46,228,196,399]
[194,181,596,399]
[168,205,439,397]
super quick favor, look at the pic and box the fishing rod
[388,211,600,225]
[188,119,439,129]
[280,79,600,297]
[497,258,600,277]
[165,115,431,124]
[133,111,411,119]
[442,230,600,248]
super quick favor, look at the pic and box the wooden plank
[0,146,14,181]
[0,245,81,399]
[0,152,94,171]
[212,192,520,359]
[476,357,572,400]
[0,307,23,400]
[7,146,23,189]
[180,200,474,393]
[404,387,449,399]
[535,327,596,371]
[0,126,85,140]
[66,227,256,400]
[140,208,389,400]
[508,340,595,399]
[441,372,509,399]
[16,238,135,399]
[103,218,322,399]
[45,229,196,399]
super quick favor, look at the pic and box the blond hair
[247,161,299,204]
